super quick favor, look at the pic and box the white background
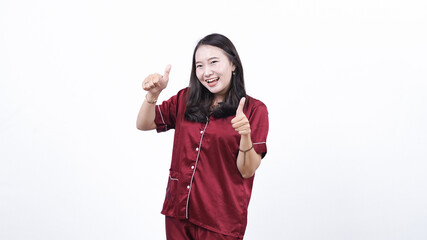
[1,0,426,239]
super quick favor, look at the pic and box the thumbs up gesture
[142,64,171,95]
[231,97,251,136]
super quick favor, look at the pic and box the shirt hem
[161,212,244,238]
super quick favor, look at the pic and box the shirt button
[195,147,199,151]
[200,131,203,134]
[191,166,195,169]
[187,185,190,189]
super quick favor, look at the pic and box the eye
[210,60,218,64]
[196,64,203,69]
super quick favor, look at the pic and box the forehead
[195,45,228,62]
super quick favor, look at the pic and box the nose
[204,66,213,77]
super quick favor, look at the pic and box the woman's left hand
[231,97,251,136]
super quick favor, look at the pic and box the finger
[234,121,250,130]
[142,80,151,91]
[153,80,161,88]
[235,124,250,133]
[238,129,251,135]
[232,119,248,129]
[163,64,172,79]
[231,115,245,125]
[146,80,155,89]
[144,74,153,84]
[143,82,149,91]
[236,97,246,115]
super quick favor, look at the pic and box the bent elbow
[136,123,149,131]
[136,121,156,131]
[241,171,255,179]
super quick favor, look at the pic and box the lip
[205,77,219,83]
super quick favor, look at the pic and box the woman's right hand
[142,64,171,96]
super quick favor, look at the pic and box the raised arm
[231,97,262,178]
[136,64,171,131]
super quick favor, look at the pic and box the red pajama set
[154,88,269,240]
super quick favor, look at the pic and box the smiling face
[195,45,236,102]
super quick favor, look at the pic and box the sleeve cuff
[253,142,267,159]
[154,105,168,132]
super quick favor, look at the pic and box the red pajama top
[154,88,269,238]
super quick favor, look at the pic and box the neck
[210,95,225,110]
[213,94,225,104]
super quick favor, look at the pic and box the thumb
[236,97,246,115]
[163,64,172,79]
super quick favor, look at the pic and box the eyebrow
[195,57,219,64]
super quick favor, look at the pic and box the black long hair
[185,33,246,122]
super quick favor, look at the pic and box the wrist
[239,134,252,146]
[239,144,254,152]
[145,92,160,104]
[241,132,252,139]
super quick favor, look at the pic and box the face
[195,45,236,100]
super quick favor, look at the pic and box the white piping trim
[157,105,167,130]
[185,119,209,219]
[253,142,266,145]
[169,175,179,181]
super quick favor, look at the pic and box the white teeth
[206,78,218,83]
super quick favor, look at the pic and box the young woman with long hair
[136,33,269,240]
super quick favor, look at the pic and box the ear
[232,64,236,72]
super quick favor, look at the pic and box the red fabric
[165,216,242,240]
[155,88,269,238]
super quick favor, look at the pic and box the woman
[136,33,269,240]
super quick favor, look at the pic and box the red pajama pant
[165,216,243,240]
